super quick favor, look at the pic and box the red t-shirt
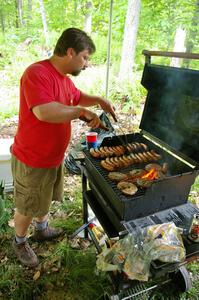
[12,60,81,168]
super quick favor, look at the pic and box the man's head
[53,28,96,76]
[54,28,96,56]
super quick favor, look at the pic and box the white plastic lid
[0,138,14,161]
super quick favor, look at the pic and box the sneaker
[12,239,39,267]
[31,226,64,242]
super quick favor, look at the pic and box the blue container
[87,141,98,149]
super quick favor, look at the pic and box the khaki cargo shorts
[11,154,64,217]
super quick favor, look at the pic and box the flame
[142,168,159,180]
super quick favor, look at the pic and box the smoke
[141,64,199,164]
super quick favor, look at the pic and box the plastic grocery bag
[96,222,185,282]
[144,222,185,263]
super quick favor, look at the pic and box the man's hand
[79,108,101,129]
[98,98,117,122]
[78,92,117,122]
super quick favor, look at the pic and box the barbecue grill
[76,51,199,299]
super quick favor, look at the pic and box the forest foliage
[0,0,198,122]
[0,0,198,68]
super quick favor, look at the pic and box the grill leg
[82,170,89,238]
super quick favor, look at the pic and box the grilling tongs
[80,112,129,151]
[103,112,130,152]
[79,115,109,131]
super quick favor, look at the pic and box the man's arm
[32,101,101,128]
[79,91,117,121]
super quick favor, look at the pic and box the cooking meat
[90,145,125,158]
[134,153,143,163]
[108,172,129,182]
[89,142,150,159]
[140,143,148,151]
[151,150,162,160]
[101,160,115,171]
[129,169,147,179]
[162,162,169,174]
[101,150,162,171]
[136,178,153,188]
[137,152,147,162]
[89,148,101,158]
[117,181,138,196]
[145,163,162,171]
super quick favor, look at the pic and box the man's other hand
[79,108,101,129]
[98,98,117,122]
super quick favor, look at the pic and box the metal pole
[105,0,113,99]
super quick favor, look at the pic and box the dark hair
[54,28,96,56]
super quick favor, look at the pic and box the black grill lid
[140,63,199,165]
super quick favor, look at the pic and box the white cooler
[0,138,14,192]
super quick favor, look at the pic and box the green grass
[0,177,198,300]
[0,179,108,300]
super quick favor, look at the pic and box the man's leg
[14,210,32,236]
[32,213,63,242]
[31,163,64,242]
[13,210,39,267]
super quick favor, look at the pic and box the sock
[35,220,48,231]
[15,235,26,244]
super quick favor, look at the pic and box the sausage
[101,160,115,171]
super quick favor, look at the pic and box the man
[11,28,116,267]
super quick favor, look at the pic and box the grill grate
[86,153,148,199]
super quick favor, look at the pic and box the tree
[0,7,5,33]
[27,0,32,20]
[84,1,93,34]
[38,0,49,47]
[171,27,186,67]
[183,0,199,67]
[119,0,141,82]
[15,0,24,27]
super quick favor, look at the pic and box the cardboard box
[0,139,14,191]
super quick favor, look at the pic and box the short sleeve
[21,64,55,110]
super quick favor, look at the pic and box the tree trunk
[119,0,141,82]
[84,2,92,34]
[0,8,5,33]
[170,27,186,67]
[38,0,49,47]
[28,0,32,20]
[16,0,24,27]
[73,0,77,26]
[183,0,199,68]
[15,0,19,28]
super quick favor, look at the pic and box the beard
[71,69,82,76]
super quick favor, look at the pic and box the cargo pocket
[14,181,40,217]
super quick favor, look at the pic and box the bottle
[88,223,104,241]
[188,214,199,242]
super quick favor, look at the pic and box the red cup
[86,132,98,149]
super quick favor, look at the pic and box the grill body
[84,133,198,223]
[80,52,199,299]
[83,61,199,227]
